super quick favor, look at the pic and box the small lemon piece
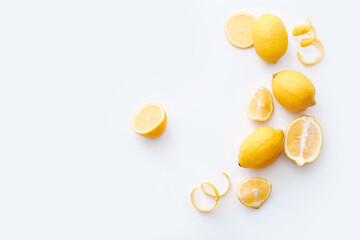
[191,182,219,212]
[252,14,288,64]
[237,177,272,209]
[238,127,284,169]
[298,39,324,65]
[272,71,316,112]
[224,12,256,48]
[247,87,274,122]
[285,115,323,166]
[132,103,167,138]
[201,172,231,197]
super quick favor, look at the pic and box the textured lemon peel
[237,178,272,209]
[292,17,324,65]
[300,26,316,47]
[292,24,311,36]
[292,17,311,36]
[191,182,219,212]
[297,39,324,65]
[201,172,231,197]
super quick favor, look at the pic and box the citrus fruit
[272,70,316,112]
[132,103,167,138]
[252,14,288,64]
[237,177,272,209]
[297,39,324,65]
[285,115,323,166]
[247,87,274,121]
[238,126,284,169]
[224,12,256,48]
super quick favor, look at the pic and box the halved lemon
[285,115,323,166]
[237,177,272,209]
[247,87,274,121]
[132,103,167,138]
[225,12,256,48]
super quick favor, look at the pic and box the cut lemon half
[132,103,167,138]
[225,12,256,48]
[297,39,324,65]
[285,115,323,166]
[201,172,231,197]
[247,87,274,121]
[237,177,272,209]
[191,182,219,212]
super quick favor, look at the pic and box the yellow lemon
[237,177,272,209]
[252,14,288,64]
[247,87,274,121]
[238,127,284,169]
[272,70,316,112]
[285,115,323,166]
[132,103,167,138]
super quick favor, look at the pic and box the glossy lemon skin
[252,14,288,64]
[272,70,316,112]
[238,127,284,169]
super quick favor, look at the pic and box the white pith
[285,116,322,166]
[248,87,273,121]
[225,12,256,48]
[237,178,271,207]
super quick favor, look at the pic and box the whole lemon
[272,70,316,112]
[238,127,284,169]
[252,14,288,64]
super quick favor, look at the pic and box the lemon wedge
[225,12,256,48]
[237,177,272,209]
[132,103,167,138]
[247,87,274,121]
[285,115,323,166]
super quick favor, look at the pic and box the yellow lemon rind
[300,26,317,47]
[297,39,324,65]
[191,182,219,212]
[224,12,256,49]
[201,172,231,197]
[284,115,323,166]
[237,177,272,209]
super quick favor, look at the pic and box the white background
[0,0,359,239]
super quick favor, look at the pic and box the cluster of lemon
[225,13,324,65]
[132,13,324,211]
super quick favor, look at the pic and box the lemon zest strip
[201,172,231,197]
[191,182,219,212]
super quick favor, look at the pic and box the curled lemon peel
[297,39,324,65]
[292,17,312,36]
[300,26,317,47]
[292,24,311,36]
[200,172,231,197]
[191,182,219,212]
